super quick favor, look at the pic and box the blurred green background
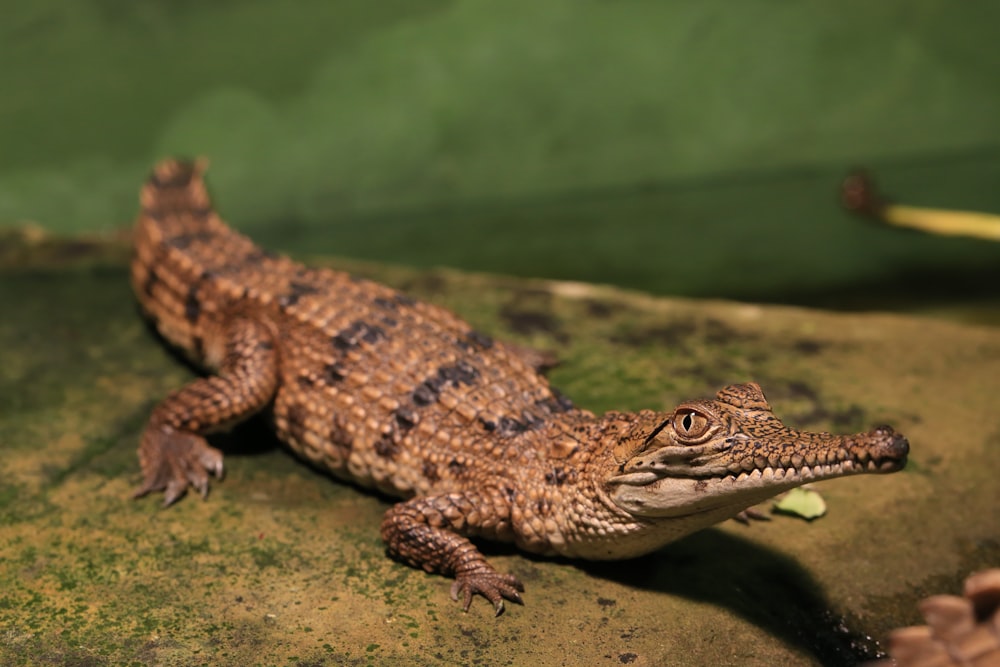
[2,0,998,317]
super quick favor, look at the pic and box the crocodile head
[607,382,909,520]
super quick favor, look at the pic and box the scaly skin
[131,159,910,615]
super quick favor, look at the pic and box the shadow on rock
[581,529,882,667]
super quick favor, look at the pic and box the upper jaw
[609,425,909,487]
[607,426,908,521]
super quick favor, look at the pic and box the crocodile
[130,158,910,614]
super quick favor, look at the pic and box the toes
[734,507,771,524]
[450,580,476,612]
[163,477,189,507]
[132,478,160,500]
[135,426,224,506]
[189,467,211,499]
[505,588,524,606]
[197,447,225,479]
[493,599,505,617]
[462,588,475,613]
[451,571,526,613]
[504,574,525,592]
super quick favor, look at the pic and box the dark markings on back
[190,205,213,219]
[323,362,347,384]
[459,330,494,351]
[422,461,440,483]
[332,320,387,351]
[348,274,381,291]
[285,403,311,446]
[376,405,420,461]
[150,166,194,188]
[448,458,466,474]
[142,268,160,297]
[497,416,526,436]
[243,247,279,263]
[545,467,569,486]
[192,335,205,360]
[162,205,213,222]
[439,361,480,386]
[410,361,481,407]
[141,206,165,222]
[374,436,399,460]
[394,407,419,431]
[279,281,322,308]
[329,414,354,453]
[412,383,438,406]
[496,411,546,437]
[536,390,574,414]
[394,293,417,307]
[184,272,212,324]
[373,296,398,311]
[166,230,215,251]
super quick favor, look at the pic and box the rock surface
[1,231,998,666]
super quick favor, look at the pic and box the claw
[163,478,187,507]
[733,507,771,524]
[450,569,525,614]
[134,425,224,507]
[192,474,210,499]
[132,480,156,500]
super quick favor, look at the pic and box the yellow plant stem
[880,204,1000,241]
[840,170,1000,242]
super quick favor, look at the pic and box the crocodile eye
[674,410,710,439]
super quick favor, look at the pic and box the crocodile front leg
[134,318,279,505]
[380,492,524,616]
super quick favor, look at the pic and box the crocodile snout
[870,425,909,471]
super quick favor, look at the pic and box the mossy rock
[1,230,997,666]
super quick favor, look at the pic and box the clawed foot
[133,425,224,506]
[451,566,525,616]
[732,506,771,525]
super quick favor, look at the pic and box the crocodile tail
[138,157,218,235]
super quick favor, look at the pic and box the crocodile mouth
[609,449,910,521]
[611,451,905,488]
[614,426,909,488]
[715,456,906,485]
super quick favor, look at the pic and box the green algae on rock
[0,232,998,666]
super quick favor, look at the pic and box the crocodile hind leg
[381,491,524,616]
[134,318,279,506]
